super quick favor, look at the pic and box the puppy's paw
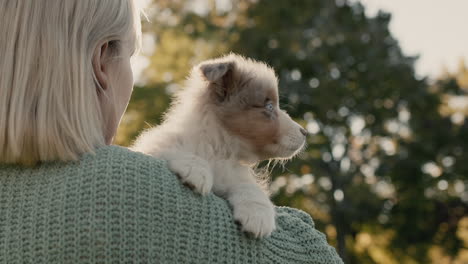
[232,200,276,238]
[168,156,213,195]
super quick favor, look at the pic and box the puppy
[132,54,307,238]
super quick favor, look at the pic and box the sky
[355,0,468,79]
[132,0,468,82]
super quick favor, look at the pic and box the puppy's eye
[265,102,274,112]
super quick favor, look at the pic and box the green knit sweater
[0,145,342,264]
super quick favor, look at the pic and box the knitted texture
[0,145,343,264]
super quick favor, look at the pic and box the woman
[0,0,343,263]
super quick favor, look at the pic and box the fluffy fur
[132,54,307,238]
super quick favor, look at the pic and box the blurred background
[117,0,468,263]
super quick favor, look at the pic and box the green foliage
[118,0,468,263]
[115,84,170,146]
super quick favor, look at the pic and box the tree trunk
[334,213,349,263]
[329,161,349,263]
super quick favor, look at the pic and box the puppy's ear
[200,61,236,101]
[200,61,234,82]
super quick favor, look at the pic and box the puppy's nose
[300,128,308,136]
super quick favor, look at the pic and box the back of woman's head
[0,0,141,165]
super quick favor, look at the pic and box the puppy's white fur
[132,54,306,238]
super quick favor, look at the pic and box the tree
[228,1,423,262]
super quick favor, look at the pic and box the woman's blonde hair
[0,0,141,165]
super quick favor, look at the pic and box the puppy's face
[199,55,307,161]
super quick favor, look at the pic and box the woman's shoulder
[76,144,177,185]
[81,145,167,173]
[0,145,176,189]
[0,145,177,196]
[86,144,164,167]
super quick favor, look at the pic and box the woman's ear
[92,42,111,91]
